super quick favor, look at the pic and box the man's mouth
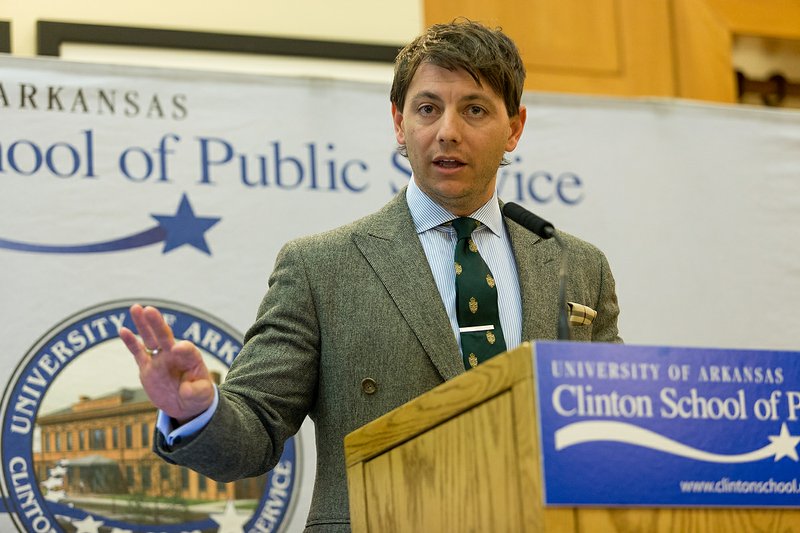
[433,158,465,169]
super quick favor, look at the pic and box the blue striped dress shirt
[406,178,522,355]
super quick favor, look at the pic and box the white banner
[1,56,799,532]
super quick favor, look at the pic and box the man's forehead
[411,62,483,84]
[406,64,498,99]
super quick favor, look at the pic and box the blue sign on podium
[533,342,800,507]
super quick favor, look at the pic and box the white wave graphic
[554,421,800,463]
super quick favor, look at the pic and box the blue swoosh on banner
[0,194,221,255]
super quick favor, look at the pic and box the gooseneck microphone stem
[552,232,570,341]
[502,202,571,341]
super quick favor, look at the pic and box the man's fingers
[125,304,177,367]
[170,340,209,378]
[119,326,150,368]
[176,378,216,422]
[143,305,176,352]
[179,378,215,403]
[129,304,159,351]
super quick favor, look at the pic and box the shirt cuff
[156,385,219,446]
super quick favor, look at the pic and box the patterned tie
[452,217,507,369]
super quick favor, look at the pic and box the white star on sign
[768,423,800,461]
[72,514,104,533]
[43,489,65,503]
[210,500,249,533]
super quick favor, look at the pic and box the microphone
[502,202,555,239]
[502,202,570,341]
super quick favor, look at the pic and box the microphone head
[502,202,555,239]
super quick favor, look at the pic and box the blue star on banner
[151,194,221,254]
[0,193,221,255]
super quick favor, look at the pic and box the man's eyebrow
[409,91,494,105]
[461,94,494,104]
[409,91,443,103]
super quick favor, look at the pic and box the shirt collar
[406,176,504,237]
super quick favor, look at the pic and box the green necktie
[452,217,507,369]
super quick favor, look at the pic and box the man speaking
[120,19,622,532]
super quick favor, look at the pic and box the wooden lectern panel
[362,392,520,532]
[577,507,800,533]
[345,344,574,532]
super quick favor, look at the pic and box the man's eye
[418,104,435,115]
[467,106,485,116]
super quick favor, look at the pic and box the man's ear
[391,102,406,145]
[504,105,527,152]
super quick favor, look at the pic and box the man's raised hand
[119,304,215,425]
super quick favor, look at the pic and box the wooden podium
[344,342,800,532]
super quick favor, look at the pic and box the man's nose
[437,110,462,144]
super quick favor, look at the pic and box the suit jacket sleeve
[563,233,622,344]
[591,249,622,343]
[154,239,319,481]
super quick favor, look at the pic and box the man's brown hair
[390,19,526,118]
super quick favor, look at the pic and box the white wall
[0,0,423,78]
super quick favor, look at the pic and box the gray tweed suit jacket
[155,190,621,531]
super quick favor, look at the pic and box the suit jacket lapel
[351,193,464,381]
[506,219,561,341]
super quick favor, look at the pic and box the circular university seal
[0,299,300,533]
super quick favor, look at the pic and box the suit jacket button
[361,378,377,395]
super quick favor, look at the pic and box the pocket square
[568,302,596,326]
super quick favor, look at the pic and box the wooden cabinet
[424,0,800,103]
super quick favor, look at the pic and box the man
[120,19,621,532]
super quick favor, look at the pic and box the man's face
[392,62,526,216]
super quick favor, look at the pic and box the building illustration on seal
[35,381,266,524]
